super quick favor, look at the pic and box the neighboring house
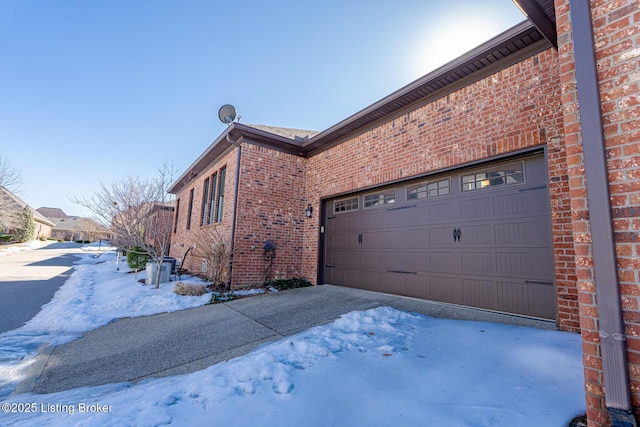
[37,207,110,242]
[109,201,174,255]
[0,187,53,240]
[143,202,174,256]
[170,2,639,425]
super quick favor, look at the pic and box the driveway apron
[17,284,556,395]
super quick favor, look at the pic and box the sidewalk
[16,284,555,395]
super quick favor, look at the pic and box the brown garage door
[323,153,556,319]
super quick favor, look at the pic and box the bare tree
[72,163,177,288]
[0,156,23,231]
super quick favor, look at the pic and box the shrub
[39,235,47,241]
[210,291,236,304]
[265,278,312,291]
[174,282,208,296]
[0,235,13,242]
[126,246,151,271]
[14,207,35,243]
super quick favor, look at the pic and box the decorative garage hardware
[524,280,553,286]
[453,227,461,242]
[519,185,547,192]
[386,269,417,275]
[387,204,417,211]
[357,233,363,245]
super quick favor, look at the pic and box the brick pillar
[555,0,640,425]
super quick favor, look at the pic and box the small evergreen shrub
[0,235,13,242]
[39,235,47,241]
[265,278,313,291]
[210,291,236,304]
[127,246,151,271]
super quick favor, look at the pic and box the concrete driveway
[17,284,554,395]
[0,242,85,333]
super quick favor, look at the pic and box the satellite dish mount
[218,104,237,125]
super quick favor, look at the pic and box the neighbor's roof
[170,11,557,194]
[37,207,68,218]
[0,187,55,226]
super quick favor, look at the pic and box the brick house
[170,2,639,425]
[0,187,54,240]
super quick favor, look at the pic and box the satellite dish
[218,104,237,125]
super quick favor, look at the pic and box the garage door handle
[453,227,461,242]
[524,280,553,286]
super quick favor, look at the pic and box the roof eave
[512,0,558,48]
[169,123,307,194]
[302,20,549,153]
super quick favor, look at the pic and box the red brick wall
[303,48,578,329]
[170,148,237,275]
[170,143,308,288]
[555,0,640,425]
[232,144,308,286]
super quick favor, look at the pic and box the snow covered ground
[0,245,585,426]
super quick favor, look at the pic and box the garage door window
[334,197,359,213]
[407,179,450,200]
[364,190,395,208]
[461,163,524,192]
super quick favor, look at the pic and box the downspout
[225,133,243,291]
[569,1,635,424]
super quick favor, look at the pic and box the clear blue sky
[0,0,525,218]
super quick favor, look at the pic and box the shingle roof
[36,207,68,218]
[243,124,319,141]
[0,187,55,226]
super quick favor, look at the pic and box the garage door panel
[497,280,555,318]
[362,250,405,270]
[493,192,526,216]
[405,228,428,248]
[429,227,456,246]
[461,197,493,218]
[324,153,555,320]
[462,279,496,308]
[344,250,361,267]
[496,251,531,275]
[329,234,346,249]
[368,271,407,294]
[459,224,492,244]
[461,251,494,273]
[405,205,430,226]
[405,274,429,299]
[364,230,404,249]
[496,247,550,276]
[429,275,462,304]
[429,251,456,272]
[327,250,346,265]
[406,252,427,270]
[429,203,455,222]
[495,216,551,246]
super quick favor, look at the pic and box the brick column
[555,0,640,425]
